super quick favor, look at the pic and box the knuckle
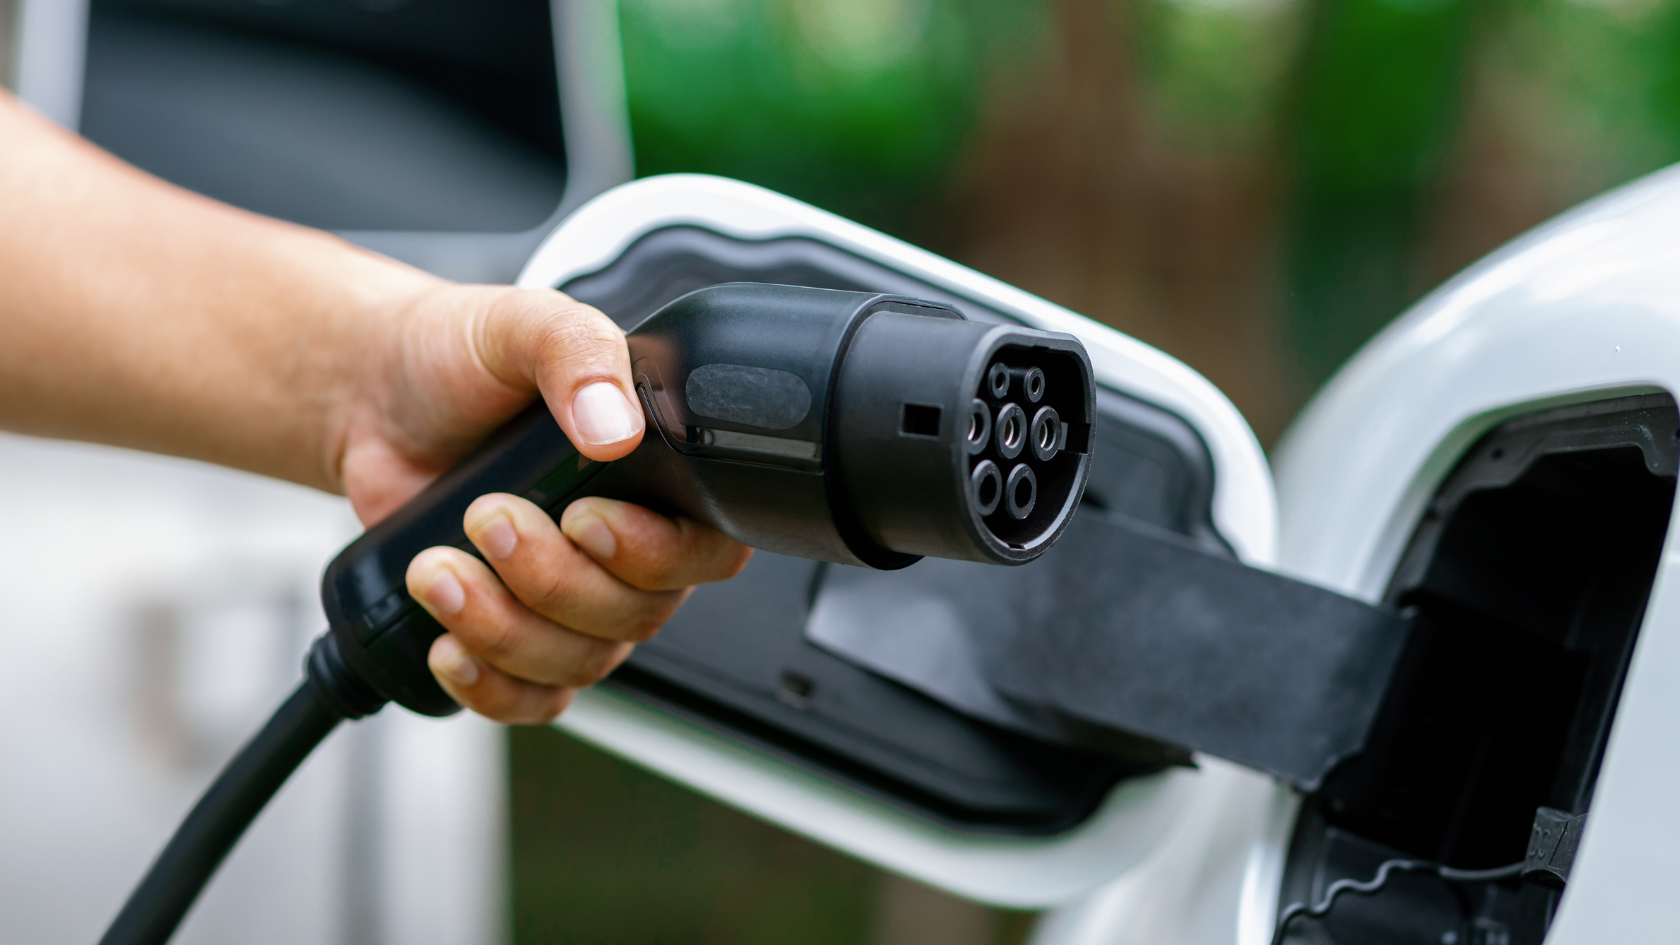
[480,684,550,725]
[620,614,662,644]
[591,641,633,681]
[625,593,685,643]
[560,640,621,687]
[526,567,576,618]
[462,682,518,722]
[725,544,754,578]
[581,647,616,685]
[637,552,684,591]
[460,689,513,722]
[557,661,595,688]
[464,613,523,663]
[679,522,753,583]
[538,312,623,370]
[526,688,575,725]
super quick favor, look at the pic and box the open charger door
[515,174,1287,908]
[1038,165,1680,945]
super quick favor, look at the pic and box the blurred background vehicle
[5,0,1680,943]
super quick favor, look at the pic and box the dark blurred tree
[1282,0,1480,386]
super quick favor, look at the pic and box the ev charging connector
[98,282,1095,945]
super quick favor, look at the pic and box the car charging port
[1277,393,1679,945]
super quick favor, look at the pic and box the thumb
[475,289,645,462]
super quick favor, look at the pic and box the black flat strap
[807,510,1411,789]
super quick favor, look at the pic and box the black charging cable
[1269,857,1526,945]
[99,637,386,945]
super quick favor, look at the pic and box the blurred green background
[513,0,1680,942]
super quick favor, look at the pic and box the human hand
[0,96,750,722]
[335,284,752,723]
[334,284,647,525]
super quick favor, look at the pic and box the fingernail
[420,564,466,616]
[430,635,480,686]
[477,514,518,560]
[572,382,642,446]
[566,513,617,560]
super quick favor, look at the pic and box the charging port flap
[808,506,1412,790]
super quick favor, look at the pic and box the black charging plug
[316,282,1094,718]
[99,282,1094,945]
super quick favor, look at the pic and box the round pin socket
[1030,406,1061,462]
[995,403,1027,460]
[970,460,1003,516]
[1005,463,1037,520]
[987,362,1011,399]
[965,398,992,455]
[1021,366,1046,403]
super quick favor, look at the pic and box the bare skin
[0,91,750,723]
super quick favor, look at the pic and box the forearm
[0,90,440,491]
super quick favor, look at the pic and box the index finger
[559,496,754,592]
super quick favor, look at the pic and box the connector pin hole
[1029,406,1061,461]
[971,460,1003,516]
[996,403,1027,459]
[987,362,1011,399]
[1005,464,1037,520]
[1025,367,1045,403]
[965,399,991,454]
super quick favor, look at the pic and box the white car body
[518,167,1680,944]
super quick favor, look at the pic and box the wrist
[312,246,446,499]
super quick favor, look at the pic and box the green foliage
[1508,0,1680,189]
[618,0,1045,235]
[1131,0,1305,153]
[1283,0,1480,382]
[509,726,879,945]
[1295,0,1478,196]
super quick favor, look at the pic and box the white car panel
[1039,162,1680,944]
[1269,163,1680,945]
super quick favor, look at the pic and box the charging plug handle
[321,283,1094,718]
[97,283,1096,945]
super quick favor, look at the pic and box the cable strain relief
[306,634,388,720]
